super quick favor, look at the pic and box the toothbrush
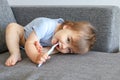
[38,43,59,67]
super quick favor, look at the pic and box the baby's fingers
[47,56,51,60]
[40,57,46,63]
[37,57,46,65]
[34,41,43,52]
[43,54,48,59]
[39,54,51,63]
[43,54,51,60]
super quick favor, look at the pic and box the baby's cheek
[51,38,57,44]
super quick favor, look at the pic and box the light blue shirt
[24,17,64,46]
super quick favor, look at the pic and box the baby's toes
[5,59,14,66]
[9,59,16,66]
[5,56,20,66]
[10,59,17,66]
[5,59,10,66]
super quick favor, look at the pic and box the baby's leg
[5,23,25,66]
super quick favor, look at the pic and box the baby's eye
[67,37,70,43]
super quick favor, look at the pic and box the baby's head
[51,21,96,54]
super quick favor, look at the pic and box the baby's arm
[25,31,49,64]
[35,41,59,55]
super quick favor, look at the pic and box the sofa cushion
[11,6,120,53]
[0,51,120,80]
[0,0,16,53]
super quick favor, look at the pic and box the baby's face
[51,28,78,53]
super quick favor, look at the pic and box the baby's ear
[63,25,70,29]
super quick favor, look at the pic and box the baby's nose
[62,44,67,49]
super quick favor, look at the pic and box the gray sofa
[0,0,120,80]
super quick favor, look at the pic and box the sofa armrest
[0,0,16,53]
[11,6,120,53]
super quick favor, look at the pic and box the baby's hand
[36,53,51,64]
[34,41,43,53]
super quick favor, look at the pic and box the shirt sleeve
[32,18,48,41]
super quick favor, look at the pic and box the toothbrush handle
[38,43,58,67]
[38,63,43,67]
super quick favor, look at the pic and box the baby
[5,17,96,66]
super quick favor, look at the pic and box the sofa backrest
[0,0,16,53]
[11,6,120,53]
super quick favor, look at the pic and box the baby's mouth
[55,41,60,49]
[57,41,62,49]
[56,45,59,49]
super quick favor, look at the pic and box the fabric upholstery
[0,50,120,80]
[11,6,120,53]
[0,0,16,53]
[0,5,120,80]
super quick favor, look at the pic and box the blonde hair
[57,21,96,54]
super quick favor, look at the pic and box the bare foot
[5,54,22,66]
